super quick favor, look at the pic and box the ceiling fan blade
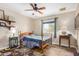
[37,11,43,14]
[30,3,35,9]
[38,7,46,10]
[24,9,33,11]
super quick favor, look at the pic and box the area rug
[0,45,76,56]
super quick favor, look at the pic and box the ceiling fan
[24,3,46,14]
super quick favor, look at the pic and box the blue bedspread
[23,36,42,48]
[22,34,49,48]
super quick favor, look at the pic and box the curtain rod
[41,17,58,21]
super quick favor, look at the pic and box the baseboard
[52,42,76,48]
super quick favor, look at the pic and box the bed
[22,34,52,48]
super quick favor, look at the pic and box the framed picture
[5,15,9,20]
[9,16,12,20]
[0,9,5,19]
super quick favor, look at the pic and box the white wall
[33,11,76,35]
[33,11,77,48]
[0,7,34,49]
[75,4,79,52]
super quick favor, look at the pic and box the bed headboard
[20,32,33,37]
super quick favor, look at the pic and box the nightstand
[59,34,71,48]
[9,37,18,48]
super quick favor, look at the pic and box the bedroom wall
[33,11,77,48]
[0,6,34,49]
[75,4,79,52]
[33,11,76,35]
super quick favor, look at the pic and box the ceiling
[0,3,78,19]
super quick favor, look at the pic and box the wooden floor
[46,45,78,56]
[0,44,79,56]
[28,44,79,56]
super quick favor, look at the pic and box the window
[42,19,57,38]
[43,23,54,34]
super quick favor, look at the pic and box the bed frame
[19,17,57,52]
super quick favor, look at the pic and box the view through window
[43,23,55,34]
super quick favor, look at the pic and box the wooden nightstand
[59,34,71,48]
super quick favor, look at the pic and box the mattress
[25,34,50,41]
